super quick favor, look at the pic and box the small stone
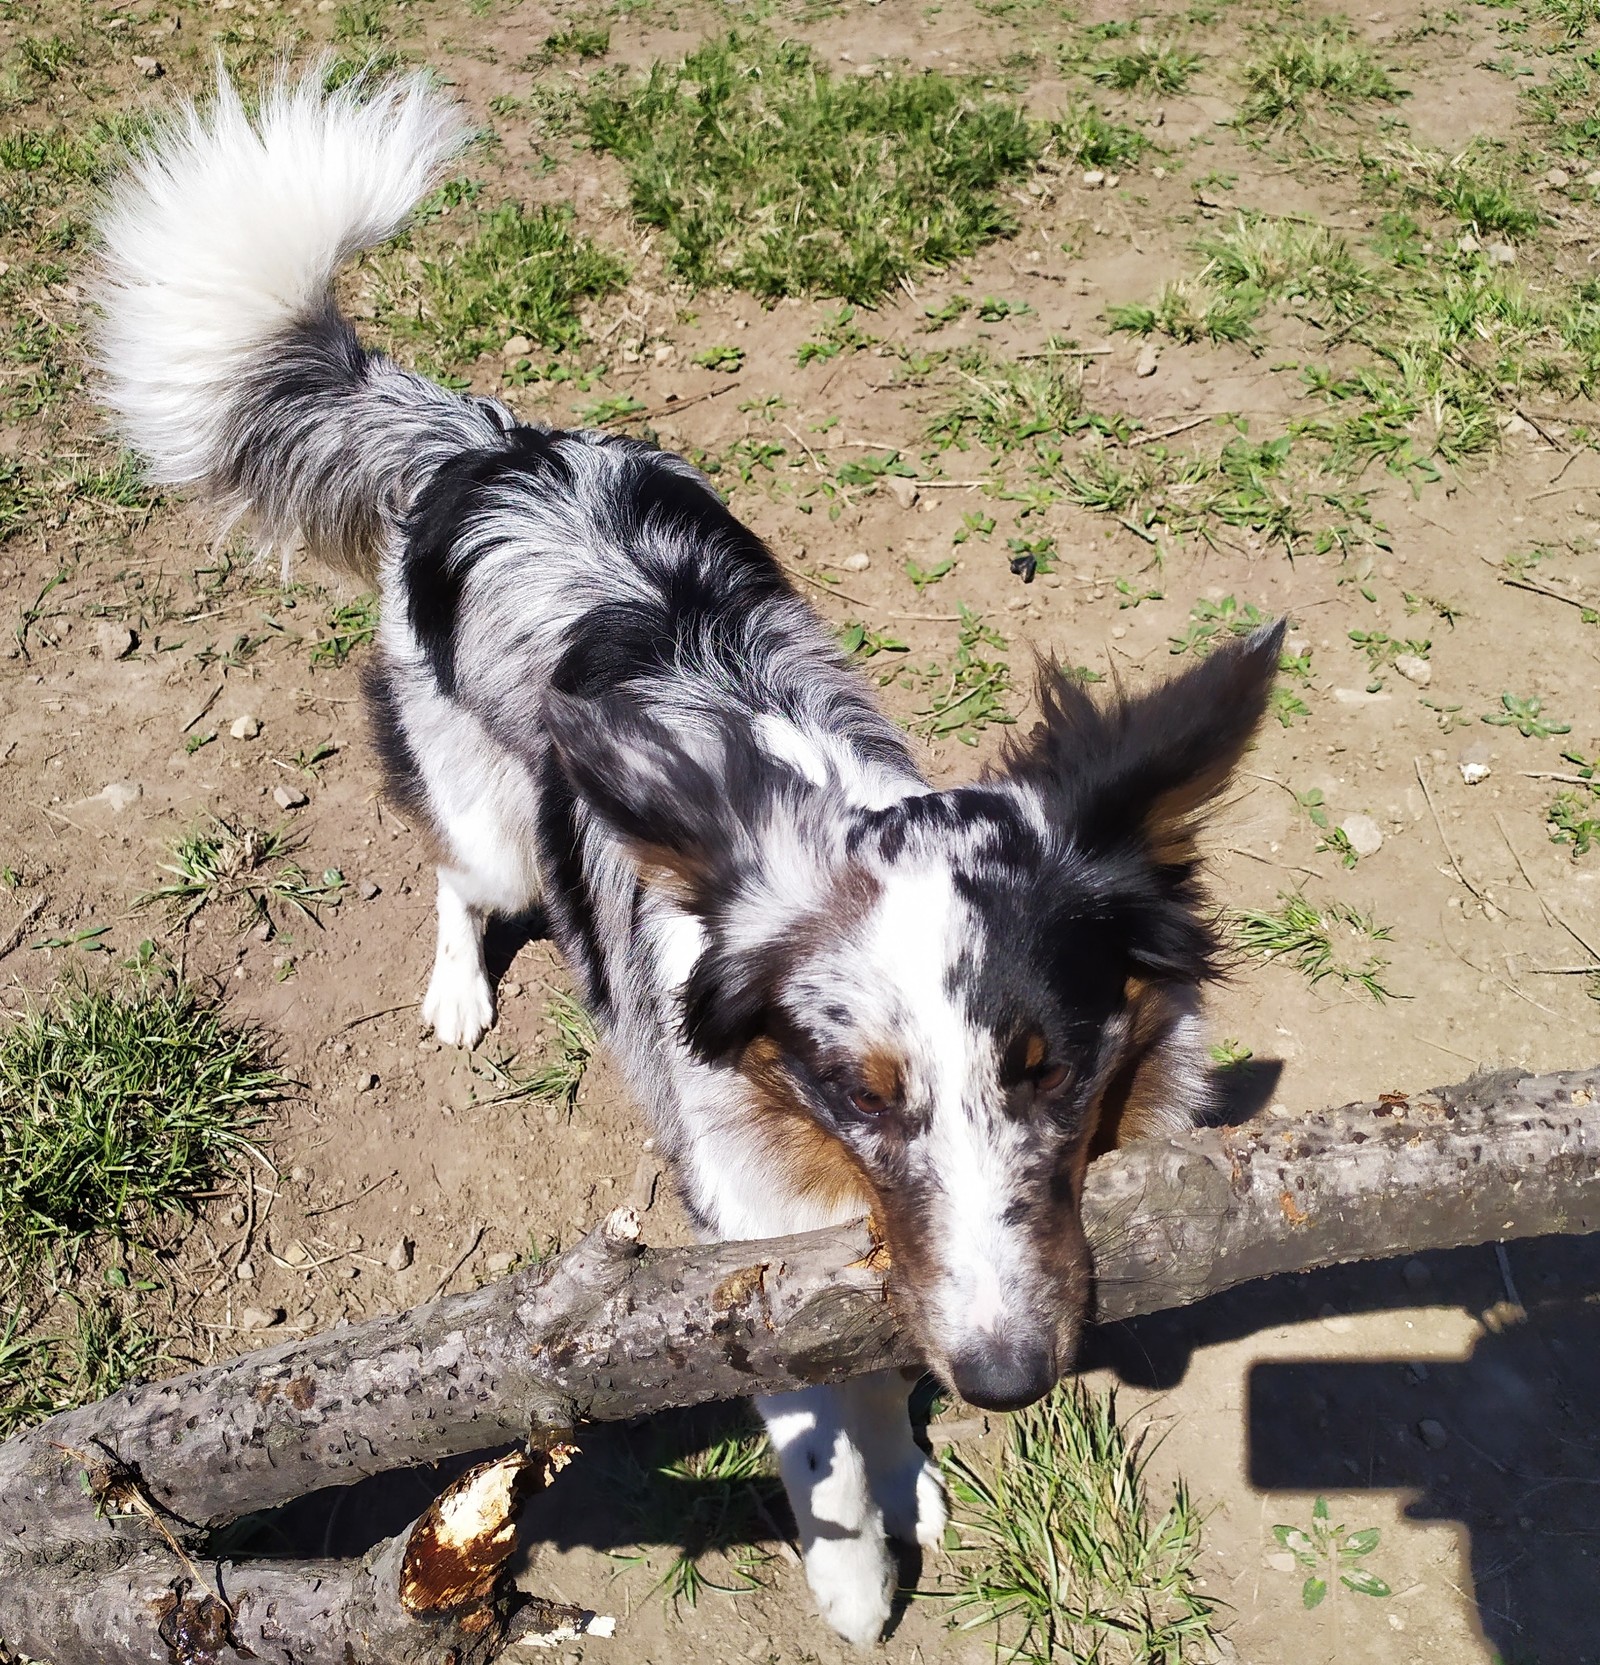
[1134,342,1159,378]
[387,1239,414,1272]
[1459,753,1492,786]
[886,477,919,511]
[1394,652,1432,687]
[1105,172,1121,189]
[252,920,273,943]
[132,54,162,77]
[1418,1417,1450,1450]
[1338,813,1384,858]
[225,1202,248,1228]
[840,551,872,572]
[272,782,309,810]
[98,780,141,812]
[96,623,137,661]
[281,1240,312,1268]
[1082,169,1106,189]
[1403,1257,1432,1291]
[1547,166,1571,188]
[1152,165,1167,179]
[356,1072,378,1093]
[1264,1552,1297,1574]
[235,1258,256,1283]
[230,714,262,740]
[1457,232,1480,254]
[485,1250,518,1276]
[240,1306,285,1331]
[501,334,532,358]
[1485,242,1516,267]
[359,880,381,901]
[1587,168,1600,187]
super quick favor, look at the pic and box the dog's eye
[849,1087,891,1117]
[1035,1063,1069,1094]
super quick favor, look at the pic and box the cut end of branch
[507,1598,617,1650]
[400,1451,532,1617]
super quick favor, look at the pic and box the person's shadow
[1090,1227,1600,1665]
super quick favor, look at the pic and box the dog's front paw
[804,1529,896,1647]
[421,961,494,1049]
[879,1452,949,1549]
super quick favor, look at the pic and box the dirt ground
[2,0,1598,1660]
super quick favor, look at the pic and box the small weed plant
[1272,1495,1391,1607]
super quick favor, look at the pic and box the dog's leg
[420,868,494,1049]
[849,1369,949,1550]
[760,1384,896,1645]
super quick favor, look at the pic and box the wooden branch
[0,1450,613,1665]
[1,1065,1596,1665]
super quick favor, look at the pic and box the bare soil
[1,0,1598,1661]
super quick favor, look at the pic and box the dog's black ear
[1004,623,1284,982]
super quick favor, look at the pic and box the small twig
[780,422,828,477]
[1496,811,1600,964]
[337,1001,418,1032]
[908,478,996,488]
[181,678,225,735]
[305,1171,398,1218]
[1414,758,1488,902]
[783,564,962,623]
[1501,575,1597,613]
[595,382,737,429]
[231,1169,256,1284]
[1521,770,1599,785]
[1513,405,1569,452]
[426,1223,486,1303]
[1126,413,1215,448]
[1530,964,1600,975]
[0,894,48,960]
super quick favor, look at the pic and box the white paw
[421,961,494,1049]
[804,1529,895,1646]
[879,1454,949,1548]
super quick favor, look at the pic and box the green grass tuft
[1088,39,1202,93]
[1238,26,1402,123]
[375,199,627,376]
[586,31,1043,302]
[140,818,345,930]
[948,1381,1217,1664]
[0,981,276,1265]
[1234,892,1398,1001]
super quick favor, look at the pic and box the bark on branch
[1,1064,1596,1664]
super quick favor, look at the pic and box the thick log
[0,1064,1596,1663]
[0,1450,613,1665]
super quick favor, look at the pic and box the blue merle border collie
[94,68,1282,1644]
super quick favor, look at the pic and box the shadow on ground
[1089,1232,1600,1665]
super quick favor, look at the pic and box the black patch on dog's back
[550,455,792,701]
[402,426,578,695]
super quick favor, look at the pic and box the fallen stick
[1,1065,1596,1662]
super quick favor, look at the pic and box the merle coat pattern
[93,68,1284,1644]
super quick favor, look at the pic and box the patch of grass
[374,200,627,376]
[140,818,345,930]
[797,303,877,364]
[1364,140,1541,239]
[909,608,1015,744]
[472,991,596,1113]
[947,1381,1216,1664]
[1238,25,1402,123]
[1233,892,1398,1001]
[0,980,276,1267]
[615,1415,782,1607]
[586,31,1043,302]
[1052,101,1149,169]
[930,343,1084,449]
[0,1287,161,1440]
[309,593,377,668]
[1108,276,1261,344]
[1088,39,1201,93]
[1548,788,1600,855]
[693,344,745,372]
[1168,594,1271,656]
[544,23,611,58]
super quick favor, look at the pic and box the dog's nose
[949,1338,1057,1412]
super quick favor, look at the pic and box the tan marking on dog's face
[1023,1031,1047,1071]
[858,1048,904,1106]
[739,1036,874,1213]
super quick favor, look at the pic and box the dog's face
[547,623,1283,1410]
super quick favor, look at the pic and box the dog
[93,68,1283,1644]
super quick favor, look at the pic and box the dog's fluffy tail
[94,66,505,580]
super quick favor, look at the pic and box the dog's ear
[542,690,773,894]
[1004,622,1284,978]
